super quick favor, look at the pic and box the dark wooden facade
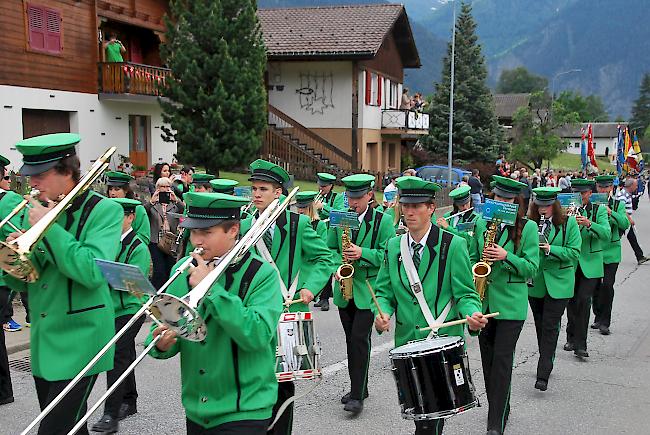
[360,33,405,83]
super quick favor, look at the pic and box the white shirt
[407,222,432,257]
[253,211,276,241]
[357,205,369,224]
[120,227,133,242]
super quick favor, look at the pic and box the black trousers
[34,374,98,435]
[187,418,270,435]
[318,278,333,301]
[268,381,294,435]
[529,295,569,381]
[566,266,599,350]
[338,299,373,401]
[104,314,145,418]
[478,318,524,433]
[593,263,619,327]
[149,243,177,290]
[0,286,13,401]
[415,419,444,435]
[626,226,645,261]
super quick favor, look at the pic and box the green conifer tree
[630,73,650,138]
[423,2,503,162]
[160,0,267,175]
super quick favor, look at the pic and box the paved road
[4,200,650,434]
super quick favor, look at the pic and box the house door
[128,115,150,169]
[22,109,70,138]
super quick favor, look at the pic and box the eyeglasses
[3,176,9,181]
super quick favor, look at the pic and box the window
[593,142,597,149]
[574,142,580,148]
[389,81,399,109]
[364,71,382,107]
[26,3,62,54]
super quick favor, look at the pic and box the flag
[580,127,587,172]
[623,127,633,173]
[616,125,625,176]
[627,130,644,172]
[586,123,598,169]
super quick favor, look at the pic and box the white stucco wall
[0,85,176,172]
[563,136,618,156]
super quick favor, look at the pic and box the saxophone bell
[338,225,355,301]
[472,219,500,301]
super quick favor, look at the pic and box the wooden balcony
[381,109,430,133]
[97,62,171,102]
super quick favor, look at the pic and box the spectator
[399,88,411,110]
[558,170,571,193]
[519,170,532,210]
[468,169,483,205]
[616,178,649,265]
[383,173,399,206]
[172,165,193,198]
[402,168,417,177]
[145,177,184,289]
[545,170,556,187]
[460,175,469,186]
[149,162,171,195]
[412,93,427,111]
[103,33,126,63]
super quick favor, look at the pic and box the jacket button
[415,325,420,329]
[41,284,47,289]
[201,396,207,403]
[199,369,205,375]
[413,301,418,305]
[40,312,47,318]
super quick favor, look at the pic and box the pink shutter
[44,8,62,53]
[27,4,46,51]
[365,71,371,105]
[377,75,382,106]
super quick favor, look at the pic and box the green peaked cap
[191,173,216,185]
[209,178,239,194]
[571,178,595,192]
[341,174,375,198]
[491,175,527,199]
[249,159,290,186]
[316,172,336,186]
[532,187,561,206]
[595,175,616,186]
[0,154,10,167]
[449,185,471,205]
[105,171,134,186]
[111,197,141,213]
[180,192,249,229]
[396,176,441,203]
[296,191,319,208]
[15,133,80,176]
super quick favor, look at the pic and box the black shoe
[341,391,369,404]
[638,256,649,265]
[574,348,589,358]
[599,325,611,335]
[320,300,330,311]
[343,399,363,414]
[563,342,575,351]
[0,396,14,406]
[486,430,501,435]
[91,414,118,433]
[590,322,601,329]
[534,379,548,391]
[313,299,323,308]
[118,403,137,420]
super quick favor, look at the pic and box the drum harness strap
[399,233,453,339]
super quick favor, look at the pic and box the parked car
[416,165,471,187]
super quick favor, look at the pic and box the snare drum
[275,311,321,382]
[389,336,478,420]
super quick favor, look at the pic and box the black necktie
[263,228,273,251]
[411,241,422,269]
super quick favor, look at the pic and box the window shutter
[365,71,371,105]
[27,5,46,51]
[377,75,382,106]
[44,8,62,53]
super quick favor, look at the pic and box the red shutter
[365,70,371,105]
[377,75,383,106]
[27,4,46,51]
[44,8,62,53]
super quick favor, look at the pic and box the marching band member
[436,184,486,261]
[314,172,344,219]
[296,191,332,311]
[527,187,581,391]
[146,192,282,435]
[92,198,152,433]
[191,173,216,193]
[591,175,630,335]
[5,133,123,434]
[477,175,539,435]
[209,179,239,195]
[105,171,151,244]
[565,178,610,358]
[240,160,335,435]
[373,176,487,435]
[328,174,395,415]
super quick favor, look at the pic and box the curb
[7,340,30,355]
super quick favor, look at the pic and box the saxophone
[472,219,499,301]
[337,226,355,301]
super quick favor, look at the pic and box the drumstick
[365,280,385,317]
[284,298,304,307]
[420,312,500,332]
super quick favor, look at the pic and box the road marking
[321,341,394,376]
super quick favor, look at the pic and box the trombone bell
[148,293,207,342]
[0,242,39,282]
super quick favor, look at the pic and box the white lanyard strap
[255,239,300,301]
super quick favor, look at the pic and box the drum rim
[401,399,480,420]
[389,337,465,358]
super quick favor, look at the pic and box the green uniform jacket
[327,207,396,309]
[134,204,151,245]
[476,219,540,320]
[529,217,582,299]
[442,210,486,264]
[319,190,345,220]
[0,189,26,288]
[5,191,122,380]
[576,203,611,278]
[111,229,151,317]
[146,251,282,429]
[602,198,630,264]
[373,227,482,347]
[310,219,329,241]
[241,210,335,312]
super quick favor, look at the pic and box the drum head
[390,336,462,357]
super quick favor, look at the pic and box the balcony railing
[98,62,171,97]
[381,109,430,131]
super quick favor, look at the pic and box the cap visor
[106,180,129,187]
[346,189,369,199]
[180,217,228,229]
[19,161,59,176]
[571,186,592,192]
[492,186,517,199]
[453,196,471,206]
[249,174,282,185]
[533,198,556,206]
[399,195,432,204]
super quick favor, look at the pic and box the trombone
[64,187,300,435]
[0,189,40,234]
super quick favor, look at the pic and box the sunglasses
[3,176,9,181]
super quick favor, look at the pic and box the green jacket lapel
[272,210,288,262]
[354,207,374,246]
